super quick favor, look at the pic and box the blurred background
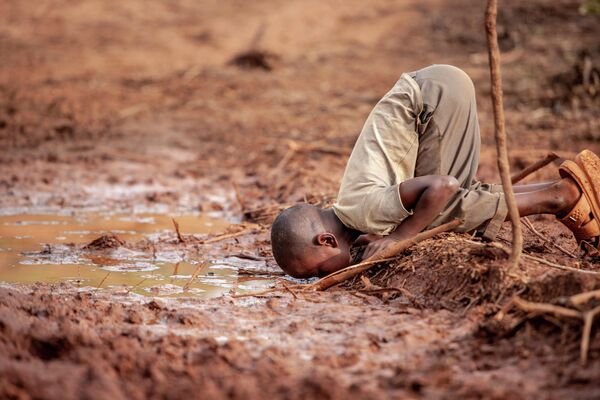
[0,0,598,216]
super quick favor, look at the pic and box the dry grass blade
[282,282,298,299]
[95,272,111,292]
[310,219,461,291]
[485,0,522,268]
[126,278,148,294]
[200,226,258,244]
[581,305,600,365]
[232,181,246,211]
[511,152,559,184]
[183,261,210,291]
[231,284,308,298]
[172,218,185,243]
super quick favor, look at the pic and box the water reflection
[0,213,274,297]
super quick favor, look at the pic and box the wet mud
[1,0,600,398]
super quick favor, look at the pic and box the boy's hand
[354,233,383,246]
[361,237,398,260]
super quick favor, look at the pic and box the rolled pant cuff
[479,193,508,240]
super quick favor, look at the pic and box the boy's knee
[436,175,460,194]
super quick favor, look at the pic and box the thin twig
[570,289,600,306]
[232,181,247,211]
[200,225,259,244]
[172,218,185,243]
[508,295,600,365]
[95,272,111,292]
[126,278,147,294]
[522,216,577,258]
[486,0,522,268]
[524,253,600,275]
[183,261,210,291]
[282,282,298,299]
[581,305,600,365]
[513,296,582,319]
[511,152,559,184]
[230,284,308,298]
[237,268,286,276]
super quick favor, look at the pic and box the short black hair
[270,204,320,277]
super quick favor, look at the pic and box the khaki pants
[408,65,507,239]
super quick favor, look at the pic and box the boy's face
[297,243,351,278]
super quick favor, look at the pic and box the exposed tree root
[502,291,600,365]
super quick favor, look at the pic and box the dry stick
[581,305,600,365]
[512,296,582,319]
[570,289,600,306]
[310,219,461,291]
[486,0,522,268]
[172,218,185,243]
[237,268,286,276]
[511,152,559,184]
[524,253,600,275]
[522,216,578,258]
[512,296,600,364]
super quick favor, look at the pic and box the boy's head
[271,204,352,278]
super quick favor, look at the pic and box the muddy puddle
[0,213,274,297]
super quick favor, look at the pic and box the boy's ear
[315,233,339,248]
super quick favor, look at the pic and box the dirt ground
[1,0,600,398]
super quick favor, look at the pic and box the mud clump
[84,234,126,250]
[352,235,514,310]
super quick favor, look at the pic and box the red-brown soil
[1,0,600,398]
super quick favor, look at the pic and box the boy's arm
[361,175,460,260]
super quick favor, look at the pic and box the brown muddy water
[0,212,274,297]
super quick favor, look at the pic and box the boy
[271,64,600,278]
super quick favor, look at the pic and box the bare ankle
[556,178,581,215]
